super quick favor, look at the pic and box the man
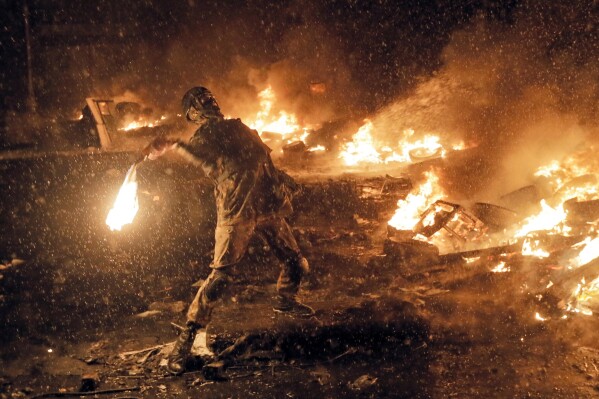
[142,86,314,375]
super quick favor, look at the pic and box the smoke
[84,0,366,128]
[53,0,464,125]
[31,0,598,195]
[365,1,598,201]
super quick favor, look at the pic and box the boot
[167,324,198,375]
[273,295,315,317]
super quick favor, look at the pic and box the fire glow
[245,86,313,146]
[491,261,510,273]
[566,277,599,316]
[515,200,569,239]
[388,170,445,231]
[249,86,300,135]
[106,165,139,231]
[521,237,550,258]
[339,120,460,166]
[119,115,166,131]
[570,236,599,268]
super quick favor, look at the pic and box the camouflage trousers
[186,216,309,326]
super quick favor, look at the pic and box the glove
[141,136,179,160]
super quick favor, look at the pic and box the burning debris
[3,1,599,397]
[379,144,599,321]
[339,120,466,167]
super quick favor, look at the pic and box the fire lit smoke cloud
[362,1,598,200]
[90,1,365,129]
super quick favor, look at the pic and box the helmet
[181,86,223,122]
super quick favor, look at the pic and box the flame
[570,236,599,268]
[515,200,569,238]
[308,145,326,152]
[521,236,551,258]
[338,120,382,166]
[106,165,139,231]
[245,86,308,143]
[119,116,167,131]
[534,155,595,197]
[566,277,599,316]
[491,261,510,273]
[339,120,462,166]
[388,170,445,230]
[534,312,548,321]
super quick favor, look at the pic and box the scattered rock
[349,374,378,390]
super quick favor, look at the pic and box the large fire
[382,144,599,317]
[514,200,570,239]
[106,164,139,231]
[514,153,599,256]
[339,119,464,167]
[388,170,445,231]
[244,86,312,147]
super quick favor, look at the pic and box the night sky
[1,0,519,117]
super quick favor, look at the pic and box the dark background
[0,0,519,121]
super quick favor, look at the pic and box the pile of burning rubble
[382,147,599,320]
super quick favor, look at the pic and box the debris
[409,146,443,163]
[0,258,25,271]
[127,366,144,376]
[413,200,487,248]
[170,322,185,332]
[499,184,542,213]
[387,225,416,242]
[349,374,378,390]
[134,310,161,318]
[29,386,140,399]
[190,378,214,387]
[148,300,186,313]
[565,198,599,225]
[438,243,521,264]
[136,347,158,364]
[282,141,307,155]
[310,367,331,385]
[192,329,215,357]
[202,361,228,381]
[119,343,169,359]
[399,286,450,297]
[383,238,440,267]
[79,372,99,392]
[471,202,519,231]
[380,174,412,194]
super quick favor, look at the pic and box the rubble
[148,300,186,314]
[499,184,543,214]
[79,372,99,392]
[565,199,599,225]
[349,374,378,390]
[471,202,519,231]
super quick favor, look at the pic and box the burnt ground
[1,154,599,398]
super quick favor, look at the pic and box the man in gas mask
[142,86,313,375]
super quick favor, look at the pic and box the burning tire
[408,147,443,163]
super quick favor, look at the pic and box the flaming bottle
[106,164,139,231]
